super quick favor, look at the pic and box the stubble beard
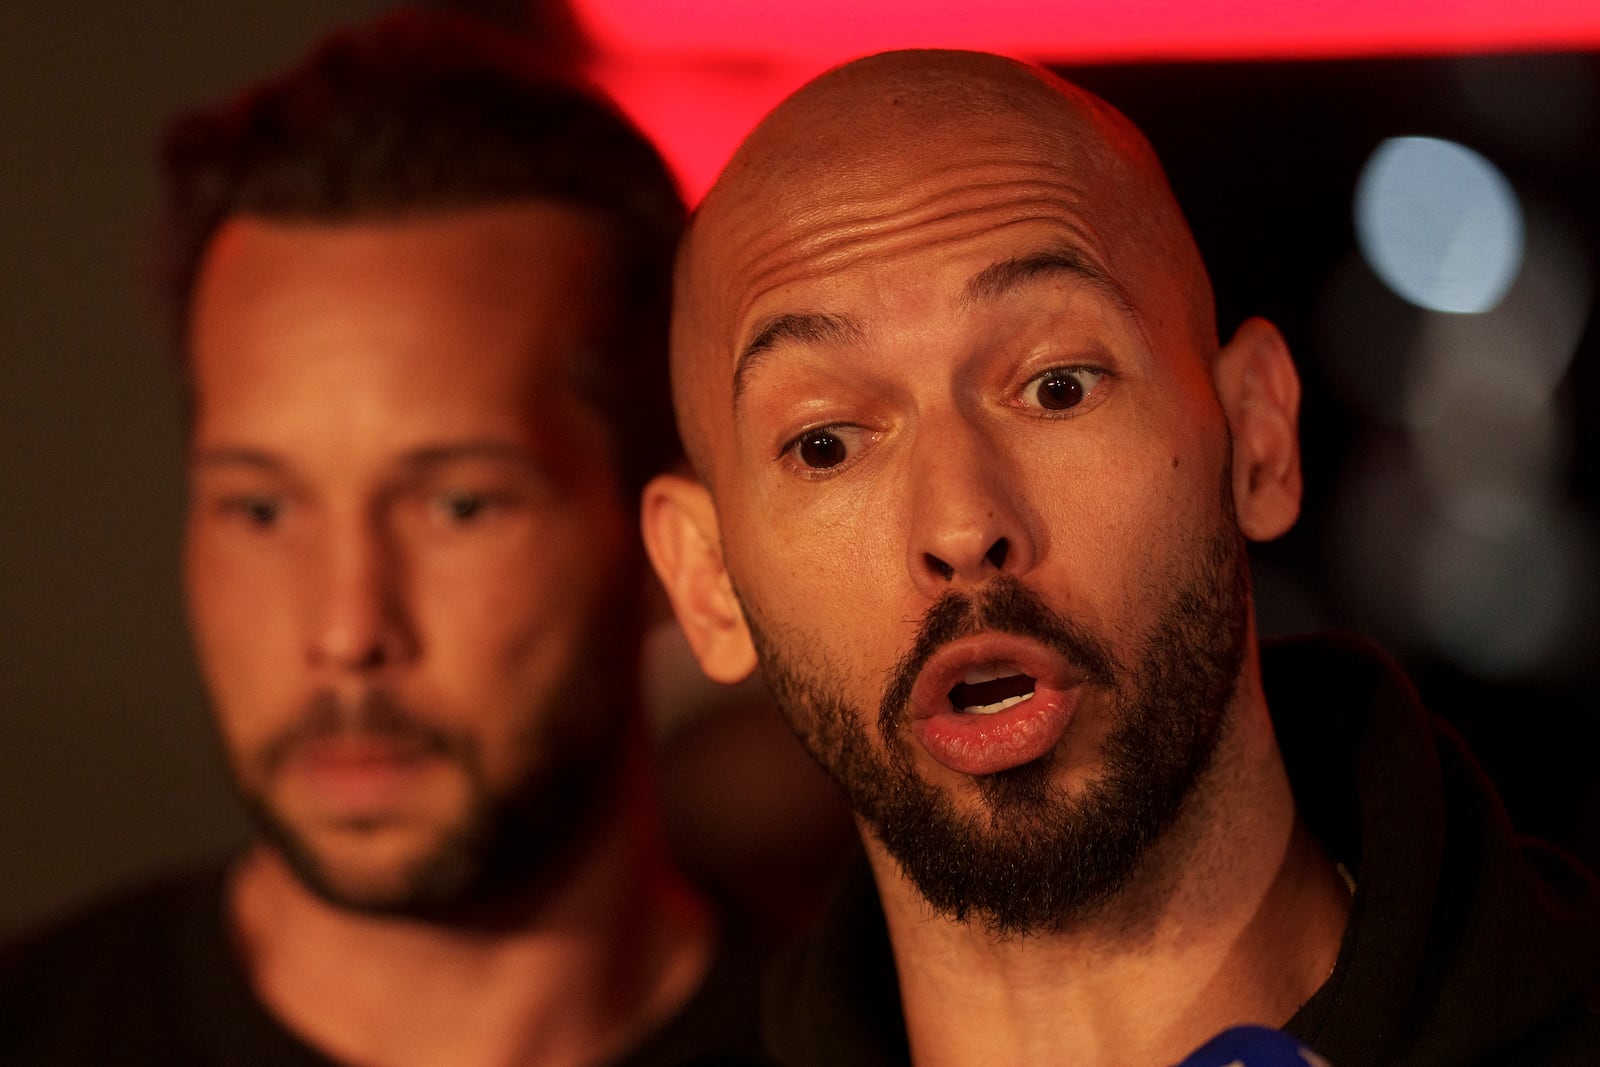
[233,689,620,923]
[742,516,1252,938]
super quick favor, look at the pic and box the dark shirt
[0,865,769,1066]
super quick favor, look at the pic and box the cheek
[185,531,292,664]
[743,465,903,579]
[1077,453,1230,613]
[728,493,863,626]
[1087,385,1229,514]
[411,514,634,690]
[183,538,305,752]
[725,494,905,697]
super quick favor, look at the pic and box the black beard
[235,689,618,924]
[743,524,1251,938]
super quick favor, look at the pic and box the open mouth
[948,667,1037,715]
[907,635,1085,776]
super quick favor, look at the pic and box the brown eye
[1025,367,1105,412]
[1038,372,1082,409]
[220,495,282,529]
[244,498,280,526]
[439,492,490,522]
[797,429,848,469]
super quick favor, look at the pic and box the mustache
[879,576,1122,729]
[257,690,463,775]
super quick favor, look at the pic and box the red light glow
[577,0,1600,199]
[579,0,1600,64]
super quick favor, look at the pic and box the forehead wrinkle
[719,162,1106,292]
[709,184,1122,432]
[719,185,1113,358]
[961,248,1135,318]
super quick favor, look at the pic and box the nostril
[355,644,389,670]
[985,537,1009,570]
[924,553,955,581]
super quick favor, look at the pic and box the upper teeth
[964,665,1014,684]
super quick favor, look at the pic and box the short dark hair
[158,7,685,493]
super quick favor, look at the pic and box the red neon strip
[580,0,1600,63]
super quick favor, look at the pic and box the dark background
[3,2,1596,939]
[1061,53,1600,867]
[0,1,393,939]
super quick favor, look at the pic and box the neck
[229,735,713,1067]
[872,670,1350,1067]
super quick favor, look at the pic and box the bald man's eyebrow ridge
[732,311,865,406]
[963,248,1135,314]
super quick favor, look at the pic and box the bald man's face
[650,55,1299,931]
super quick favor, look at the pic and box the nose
[308,515,416,673]
[905,419,1036,599]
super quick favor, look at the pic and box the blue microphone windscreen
[1173,1024,1331,1067]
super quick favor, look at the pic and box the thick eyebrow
[962,248,1135,314]
[732,311,865,408]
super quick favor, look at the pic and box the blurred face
[185,204,639,915]
[667,59,1269,933]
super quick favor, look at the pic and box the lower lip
[284,746,441,818]
[911,686,1080,776]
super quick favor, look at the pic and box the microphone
[1173,1025,1331,1067]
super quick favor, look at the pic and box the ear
[640,473,759,685]
[1213,317,1302,542]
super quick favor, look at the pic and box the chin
[306,838,471,916]
[245,795,486,917]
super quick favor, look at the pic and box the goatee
[234,689,613,922]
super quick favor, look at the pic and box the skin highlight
[644,50,1339,1064]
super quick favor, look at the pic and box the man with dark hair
[0,11,761,1064]
[644,49,1600,1064]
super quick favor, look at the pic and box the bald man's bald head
[643,53,1306,938]
[672,50,1216,480]
[705,50,1151,212]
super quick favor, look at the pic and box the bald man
[643,50,1600,1065]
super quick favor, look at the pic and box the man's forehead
[672,49,1210,476]
[688,59,1122,306]
[700,56,1158,277]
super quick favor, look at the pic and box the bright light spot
[1354,136,1524,313]
[1329,192,1597,680]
